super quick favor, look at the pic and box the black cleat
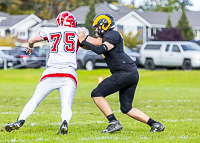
[101,120,123,133]
[58,120,68,135]
[150,122,165,132]
[5,120,25,132]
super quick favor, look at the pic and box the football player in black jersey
[77,13,165,133]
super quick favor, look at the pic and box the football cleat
[5,120,25,132]
[150,122,165,132]
[58,120,68,135]
[101,120,123,133]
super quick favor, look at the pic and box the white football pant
[18,67,77,124]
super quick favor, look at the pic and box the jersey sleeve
[84,27,89,36]
[39,28,49,41]
[103,31,120,45]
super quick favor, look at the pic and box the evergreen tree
[177,9,194,41]
[84,0,96,36]
[166,14,172,28]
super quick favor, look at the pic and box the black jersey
[102,30,137,74]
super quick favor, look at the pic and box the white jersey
[39,27,89,69]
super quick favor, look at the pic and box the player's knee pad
[120,106,132,114]
[91,89,103,98]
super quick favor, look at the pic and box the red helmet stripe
[61,12,68,26]
[56,11,76,27]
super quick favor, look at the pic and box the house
[0,12,42,42]
[71,3,200,41]
[0,2,200,42]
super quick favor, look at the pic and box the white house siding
[14,19,38,40]
[0,28,6,37]
[29,27,42,39]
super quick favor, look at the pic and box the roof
[46,3,200,29]
[135,10,200,28]
[0,12,29,27]
[72,3,133,23]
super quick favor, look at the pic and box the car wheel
[182,60,192,70]
[85,60,94,71]
[144,59,155,70]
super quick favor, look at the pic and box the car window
[165,44,170,51]
[172,45,180,52]
[144,44,161,50]
[0,50,6,55]
[181,44,200,51]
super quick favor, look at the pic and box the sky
[121,0,200,11]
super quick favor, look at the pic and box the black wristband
[85,35,89,41]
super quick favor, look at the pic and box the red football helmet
[56,11,77,27]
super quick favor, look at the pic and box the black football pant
[91,71,139,113]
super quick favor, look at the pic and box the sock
[106,114,117,122]
[147,118,157,127]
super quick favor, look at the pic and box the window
[117,25,123,32]
[181,44,200,51]
[144,44,161,50]
[165,44,170,51]
[172,45,180,52]
[19,31,25,36]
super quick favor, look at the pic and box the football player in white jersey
[4,11,97,135]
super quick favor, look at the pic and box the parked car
[0,50,18,69]
[8,47,42,68]
[77,46,141,71]
[140,41,200,70]
[124,46,142,67]
[0,46,12,55]
[37,46,50,67]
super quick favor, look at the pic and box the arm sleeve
[81,40,108,55]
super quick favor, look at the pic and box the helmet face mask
[93,13,115,37]
[56,11,77,28]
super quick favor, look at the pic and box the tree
[166,14,172,28]
[139,0,192,12]
[177,9,194,41]
[84,0,96,37]
[0,34,17,47]
[0,0,118,20]
[120,31,143,49]
[152,28,184,41]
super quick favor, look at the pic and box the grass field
[0,68,200,143]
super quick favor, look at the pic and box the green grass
[0,68,200,143]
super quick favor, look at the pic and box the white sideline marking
[30,123,39,126]
[140,136,148,139]
[145,105,150,108]
[177,100,190,102]
[1,111,18,114]
[162,119,200,122]
[140,100,191,103]
[81,136,130,141]
[0,138,50,142]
